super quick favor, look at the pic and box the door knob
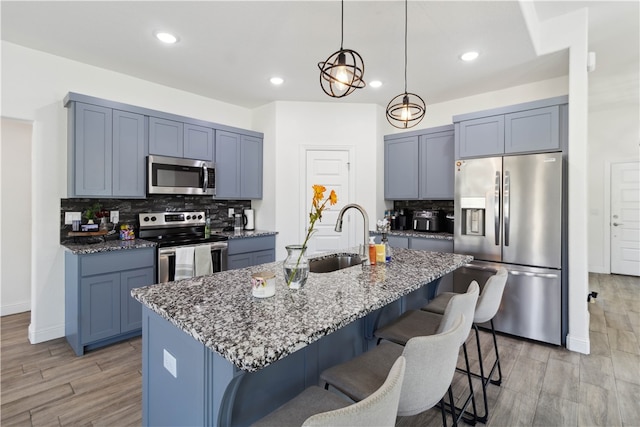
[613,222,623,226]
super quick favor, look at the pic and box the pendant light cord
[404,0,408,94]
[340,0,344,49]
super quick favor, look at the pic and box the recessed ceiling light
[270,77,284,85]
[460,51,479,62]
[155,32,178,44]
[369,80,382,88]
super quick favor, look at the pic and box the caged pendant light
[318,0,366,98]
[386,0,425,129]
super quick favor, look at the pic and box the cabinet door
[458,116,504,158]
[410,237,454,253]
[149,117,183,157]
[253,249,275,265]
[384,136,419,200]
[120,267,155,333]
[184,124,214,161]
[419,131,454,199]
[240,135,263,199]
[74,103,112,196]
[80,273,120,343]
[215,130,241,199]
[112,110,146,197]
[505,106,560,154]
[228,253,253,270]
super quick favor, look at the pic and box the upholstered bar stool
[421,268,508,423]
[321,315,468,427]
[373,281,480,426]
[252,356,406,427]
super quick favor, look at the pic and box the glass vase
[283,245,309,289]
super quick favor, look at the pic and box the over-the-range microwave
[147,155,215,196]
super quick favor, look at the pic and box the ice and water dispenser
[460,197,486,236]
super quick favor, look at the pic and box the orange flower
[329,190,338,206]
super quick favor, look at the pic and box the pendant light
[318,0,366,98]
[386,0,425,129]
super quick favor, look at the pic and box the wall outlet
[228,208,234,218]
[163,349,177,378]
[64,211,81,225]
[110,210,119,224]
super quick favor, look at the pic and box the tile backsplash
[393,200,454,213]
[60,196,250,242]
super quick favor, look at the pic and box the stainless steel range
[138,211,228,283]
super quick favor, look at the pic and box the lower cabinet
[65,247,156,356]
[227,235,276,270]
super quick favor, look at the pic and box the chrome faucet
[334,203,370,263]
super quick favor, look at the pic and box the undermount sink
[309,253,363,273]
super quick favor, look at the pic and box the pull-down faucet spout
[334,204,370,263]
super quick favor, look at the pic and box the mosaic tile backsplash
[60,196,250,242]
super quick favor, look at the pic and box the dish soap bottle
[383,236,392,263]
[204,210,211,238]
[368,236,376,265]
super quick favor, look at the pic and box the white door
[611,161,640,276]
[304,149,352,255]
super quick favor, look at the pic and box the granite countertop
[131,248,472,372]
[62,239,157,255]
[215,229,278,239]
[371,229,454,240]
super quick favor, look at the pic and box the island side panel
[142,307,235,427]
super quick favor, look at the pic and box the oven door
[157,242,228,283]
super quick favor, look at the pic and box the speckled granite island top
[371,230,454,240]
[216,229,277,239]
[131,248,472,372]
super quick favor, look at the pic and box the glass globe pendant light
[318,0,366,98]
[386,0,425,129]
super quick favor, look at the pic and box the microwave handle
[202,163,208,192]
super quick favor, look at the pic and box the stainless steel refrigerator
[453,152,563,345]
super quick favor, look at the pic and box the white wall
[0,118,33,315]
[270,101,379,261]
[1,41,253,343]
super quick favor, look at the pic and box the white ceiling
[1,1,638,109]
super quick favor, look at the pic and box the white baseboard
[0,301,31,316]
[28,322,65,344]
[588,266,609,274]
[566,331,591,354]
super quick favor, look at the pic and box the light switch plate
[64,212,81,225]
[110,210,119,224]
[163,349,177,378]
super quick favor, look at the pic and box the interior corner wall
[1,118,33,316]
[1,41,252,343]
[271,102,378,261]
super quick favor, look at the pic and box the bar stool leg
[473,324,489,423]
[489,320,503,386]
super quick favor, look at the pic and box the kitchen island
[131,248,472,426]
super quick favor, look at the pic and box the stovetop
[137,211,228,248]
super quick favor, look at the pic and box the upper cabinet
[68,103,146,198]
[384,125,454,200]
[64,92,263,199]
[215,130,263,199]
[454,96,568,159]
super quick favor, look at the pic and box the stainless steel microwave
[147,155,215,196]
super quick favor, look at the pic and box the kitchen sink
[309,253,363,273]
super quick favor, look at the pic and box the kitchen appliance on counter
[147,155,215,196]
[138,211,228,283]
[443,212,454,234]
[454,152,564,345]
[413,210,441,232]
[244,209,255,230]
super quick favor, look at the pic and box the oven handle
[158,242,228,256]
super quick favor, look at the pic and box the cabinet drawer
[227,235,276,255]
[80,248,155,276]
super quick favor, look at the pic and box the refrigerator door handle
[509,270,559,279]
[504,170,510,246]
[462,263,499,273]
[494,171,501,246]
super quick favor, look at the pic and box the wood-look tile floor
[1,273,638,426]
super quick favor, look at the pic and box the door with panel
[611,162,640,276]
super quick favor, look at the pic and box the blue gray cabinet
[454,96,568,159]
[68,102,145,198]
[148,117,184,158]
[65,247,155,356]
[227,235,276,269]
[215,130,263,199]
[184,123,214,161]
[384,125,454,200]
